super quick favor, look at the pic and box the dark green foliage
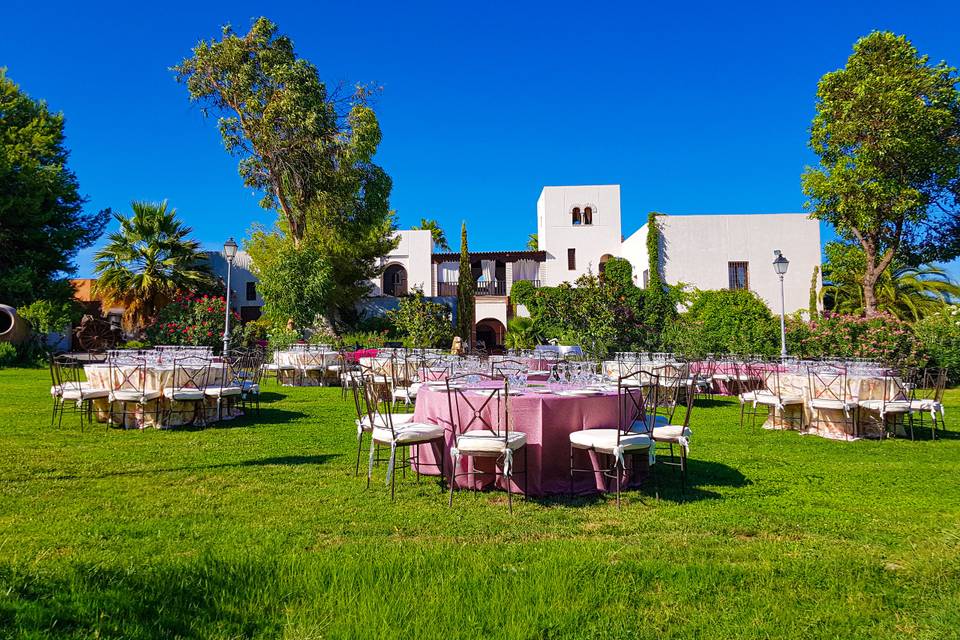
[0,70,108,307]
[787,312,923,367]
[663,289,780,357]
[504,316,543,350]
[914,306,960,382]
[803,32,960,314]
[509,280,536,308]
[386,288,453,349]
[642,212,676,345]
[602,257,633,289]
[456,223,474,342]
[809,265,820,319]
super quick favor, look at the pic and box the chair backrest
[445,372,509,442]
[50,354,81,391]
[760,363,783,397]
[650,363,684,424]
[882,375,910,406]
[172,356,211,391]
[206,357,235,393]
[616,371,655,441]
[914,367,947,403]
[807,365,848,402]
[110,357,148,394]
[361,371,397,436]
[350,370,367,422]
[491,358,526,379]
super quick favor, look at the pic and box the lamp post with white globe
[222,237,238,355]
[773,250,790,359]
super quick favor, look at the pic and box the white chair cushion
[652,424,691,443]
[712,373,733,381]
[111,389,162,402]
[61,387,110,401]
[455,430,526,455]
[163,387,205,401]
[358,412,416,431]
[809,398,856,410]
[859,399,912,413]
[300,364,325,371]
[372,422,445,445]
[569,428,653,454]
[753,392,804,406]
[204,386,243,397]
[910,399,940,411]
[241,381,260,393]
[739,391,758,402]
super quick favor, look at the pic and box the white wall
[207,250,262,311]
[475,298,509,330]
[369,230,434,296]
[537,185,623,286]
[620,214,821,314]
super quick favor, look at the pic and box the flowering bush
[145,292,240,354]
[786,312,924,367]
[913,305,960,382]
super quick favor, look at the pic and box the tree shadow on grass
[530,459,751,507]
[48,454,343,482]
[0,557,291,639]
[167,406,308,432]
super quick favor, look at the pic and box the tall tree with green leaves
[93,201,214,330]
[175,17,397,325]
[820,241,959,321]
[456,223,475,343]
[803,32,960,316]
[413,218,450,251]
[0,69,108,307]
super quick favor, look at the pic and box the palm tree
[822,262,960,321]
[526,233,538,251]
[413,218,450,251]
[93,201,214,330]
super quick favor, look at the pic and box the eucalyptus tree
[174,17,397,324]
[803,32,960,316]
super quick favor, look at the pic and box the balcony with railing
[436,279,539,297]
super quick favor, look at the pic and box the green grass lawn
[1,366,959,639]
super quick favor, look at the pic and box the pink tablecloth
[411,385,649,496]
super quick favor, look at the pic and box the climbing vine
[643,212,674,347]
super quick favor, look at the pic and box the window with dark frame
[728,261,749,290]
[567,248,576,270]
[571,207,581,225]
[245,281,257,300]
[583,206,593,225]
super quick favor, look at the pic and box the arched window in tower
[583,207,593,225]
[571,207,581,225]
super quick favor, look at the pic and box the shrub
[144,292,240,354]
[0,342,16,367]
[119,340,150,350]
[17,299,77,335]
[787,312,924,367]
[504,316,543,350]
[912,305,960,381]
[665,289,779,357]
[509,280,536,307]
[240,318,270,349]
[337,330,390,350]
[386,288,453,349]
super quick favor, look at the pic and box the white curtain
[481,260,495,283]
[514,259,538,281]
[438,261,458,282]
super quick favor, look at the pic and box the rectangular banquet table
[409,384,650,496]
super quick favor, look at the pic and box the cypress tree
[456,222,475,343]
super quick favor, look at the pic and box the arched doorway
[383,263,408,297]
[475,318,506,352]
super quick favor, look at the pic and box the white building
[207,250,264,322]
[215,184,821,350]
[620,213,821,315]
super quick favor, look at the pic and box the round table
[275,350,338,385]
[83,363,234,429]
[410,383,650,496]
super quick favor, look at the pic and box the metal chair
[569,371,656,509]
[446,373,527,513]
[163,356,211,426]
[807,365,858,439]
[108,357,162,429]
[49,354,109,430]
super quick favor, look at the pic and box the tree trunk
[862,266,879,316]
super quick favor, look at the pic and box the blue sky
[3,0,960,277]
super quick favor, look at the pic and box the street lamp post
[222,237,238,355]
[773,250,790,359]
